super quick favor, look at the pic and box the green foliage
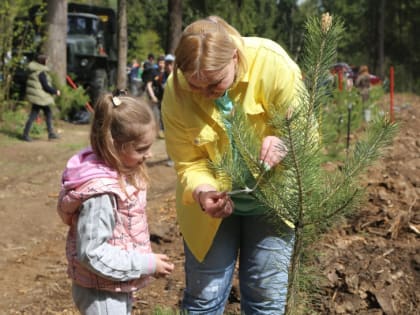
[321,88,363,159]
[0,0,45,113]
[3,0,419,112]
[127,0,167,57]
[71,0,116,7]
[321,84,385,160]
[5,0,418,99]
[148,307,180,315]
[54,82,90,122]
[0,108,26,135]
[0,107,43,138]
[126,1,148,60]
[130,30,164,62]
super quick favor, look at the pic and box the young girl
[57,91,174,315]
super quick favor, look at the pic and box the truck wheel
[91,68,108,102]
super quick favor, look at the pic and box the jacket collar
[178,70,263,119]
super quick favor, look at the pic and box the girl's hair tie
[112,96,121,106]
[112,89,128,107]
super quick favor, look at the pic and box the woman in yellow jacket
[162,16,303,314]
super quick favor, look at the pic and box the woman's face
[186,52,238,99]
[119,128,155,169]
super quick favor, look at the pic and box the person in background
[162,16,305,314]
[143,55,165,139]
[129,58,141,96]
[57,90,174,315]
[355,65,371,104]
[22,54,60,142]
[155,56,166,84]
[147,52,157,69]
[162,54,175,167]
[162,54,175,88]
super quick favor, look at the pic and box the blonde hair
[359,65,369,75]
[172,16,248,95]
[90,92,156,189]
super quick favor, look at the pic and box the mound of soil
[0,93,418,314]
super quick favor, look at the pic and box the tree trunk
[378,0,385,78]
[45,0,67,86]
[167,0,183,54]
[117,0,128,90]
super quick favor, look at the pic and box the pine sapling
[211,12,397,315]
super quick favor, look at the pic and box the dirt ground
[0,93,418,315]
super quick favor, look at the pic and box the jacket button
[194,139,200,145]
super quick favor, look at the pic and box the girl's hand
[154,254,174,277]
[259,136,288,169]
[196,190,233,219]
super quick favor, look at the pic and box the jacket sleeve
[161,83,221,205]
[76,194,156,281]
[38,72,57,95]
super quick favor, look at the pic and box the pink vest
[58,177,153,292]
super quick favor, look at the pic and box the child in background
[22,54,60,142]
[57,90,174,315]
[356,65,371,103]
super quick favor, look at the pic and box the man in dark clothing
[142,56,165,138]
[23,54,60,142]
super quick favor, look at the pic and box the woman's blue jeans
[182,214,295,315]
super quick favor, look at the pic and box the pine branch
[307,189,359,227]
[284,113,306,227]
[318,119,398,212]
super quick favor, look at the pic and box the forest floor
[0,93,418,315]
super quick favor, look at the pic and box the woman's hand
[259,136,288,169]
[195,189,233,219]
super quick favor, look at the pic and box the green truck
[13,2,118,103]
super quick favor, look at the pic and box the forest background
[0,0,419,97]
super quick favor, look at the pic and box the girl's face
[186,51,238,99]
[119,128,155,169]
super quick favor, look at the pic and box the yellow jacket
[162,37,303,262]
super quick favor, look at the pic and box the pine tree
[211,13,398,314]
